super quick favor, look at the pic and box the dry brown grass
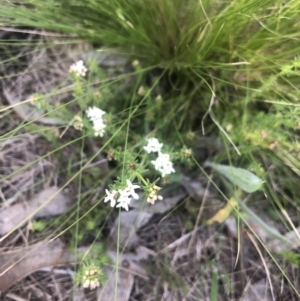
[1,30,300,301]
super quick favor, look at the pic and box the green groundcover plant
[1,0,300,297]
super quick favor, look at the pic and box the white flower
[132,60,140,68]
[82,273,100,290]
[81,266,101,290]
[104,179,140,210]
[69,60,88,77]
[116,191,132,211]
[86,107,107,137]
[72,115,84,131]
[151,152,175,177]
[144,137,163,153]
[147,185,163,205]
[90,279,100,289]
[123,179,140,200]
[86,107,106,121]
[137,86,145,96]
[104,189,117,207]
[83,278,100,289]
[155,95,162,102]
[83,279,90,288]
[93,121,106,137]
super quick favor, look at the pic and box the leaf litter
[1,32,300,301]
[0,186,71,236]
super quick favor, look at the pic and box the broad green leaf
[205,162,264,193]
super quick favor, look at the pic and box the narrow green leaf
[210,267,218,301]
[205,162,264,193]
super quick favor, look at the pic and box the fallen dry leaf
[0,239,151,294]
[0,239,72,291]
[109,211,152,250]
[181,175,207,199]
[0,186,71,236]
[97,268,133,301]
[240,279,273,301]
[206,196,238,225]
[110,189,186,251]
[97,246,151,301]
[3,88,67,126]
[266,226,300,253]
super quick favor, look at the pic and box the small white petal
[104,189,117,207]
[119,188,131,197]
[116,201,129,211]
[83,279,90,288]
[131,192,139,200]
[126,179,140,189]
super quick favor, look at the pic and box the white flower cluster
[72,115,84,131]
[143,137,163,153]
[144,138,175,177]
[147,185,163,204]
[86,106,106,137]
[69,60,88,77]
[151,153,175,177]
[82,266,101,290]
[104,179,140,211]
[83,277,100,290]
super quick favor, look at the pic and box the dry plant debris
[0,135,56,206]
[0,239,71,292]
[0,186,71,236]
[0,238,151,301]
[1,32,300,301]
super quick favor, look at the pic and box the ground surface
[1,31,300,301]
